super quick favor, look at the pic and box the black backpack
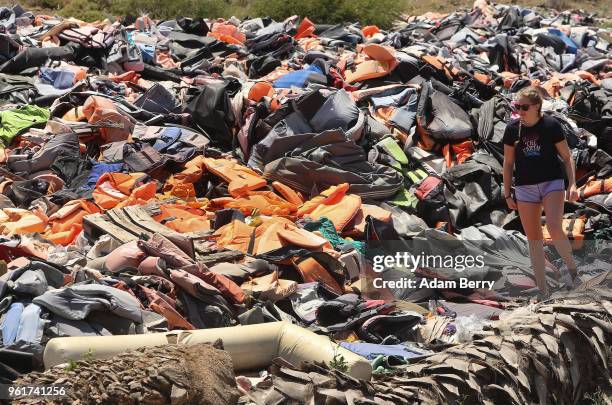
[123,143,166,173]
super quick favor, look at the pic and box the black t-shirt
[502,116,566,186]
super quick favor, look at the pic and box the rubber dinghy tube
[43,321,373,380]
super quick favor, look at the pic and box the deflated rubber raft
[43,321,373,379]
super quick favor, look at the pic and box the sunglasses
[512,103,536,111]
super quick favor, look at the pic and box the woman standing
[502,86,580,298]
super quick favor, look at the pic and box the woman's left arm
[555,139,578,202]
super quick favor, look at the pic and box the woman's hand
[503,144,516,210]
[566,183,579,202]
[506,196,517,210]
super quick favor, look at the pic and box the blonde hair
[516,86,545,113]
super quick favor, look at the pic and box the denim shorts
[515,179,565,203]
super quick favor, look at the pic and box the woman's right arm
[503,144,517,209]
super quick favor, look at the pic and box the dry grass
[0,0,610,22]
[402,0,611,19]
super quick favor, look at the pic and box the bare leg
[517,201,549,294]
[542,191,578,279]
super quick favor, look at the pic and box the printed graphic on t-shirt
[522,134,540,157]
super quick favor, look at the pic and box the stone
[170,385,189,405]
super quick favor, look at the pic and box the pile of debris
[240,292,612,404]
[14,341,239,405]
[13,290,612,404]
[0,2,609,403]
